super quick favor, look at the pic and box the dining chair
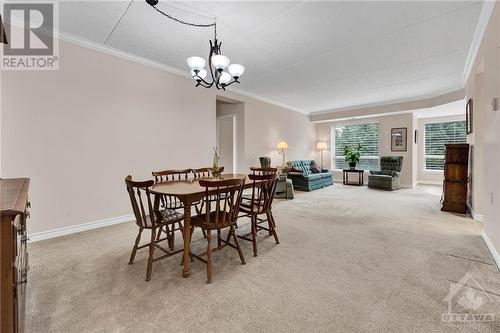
[152,169,192,248]
[192,166,225,179]
[125,175,184,281]
[238,168,279,257]
[189,178,246,283]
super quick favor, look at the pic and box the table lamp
[276,141,289,167]
[317,142,328,166]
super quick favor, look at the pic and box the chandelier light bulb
[219,72,232,85]
[228,64,245,78]
[186,56,206,71]
[191,69,207,80]
[212,55,230,70]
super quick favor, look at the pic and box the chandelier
[146,0,245,90]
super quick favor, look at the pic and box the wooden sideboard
[1,178,30,333]
[441,144,469,214]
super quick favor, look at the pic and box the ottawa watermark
[1,1,59,70]
[442,272,496,329]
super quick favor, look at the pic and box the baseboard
[481,231,500,271]
[29,214,134,243]
[468,204,484,222]
[400,184,414,189]
[417,180,442,186]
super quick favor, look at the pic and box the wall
[464,3,500,262]
[1,34,314,235]
[218,91,316,171]
[316,113,415,187]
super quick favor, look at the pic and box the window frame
[331,122,380,171]
[422,118,467,172]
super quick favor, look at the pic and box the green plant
[344,144,363,164]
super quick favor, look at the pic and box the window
[425,120,466,170]
[333,123,379,170]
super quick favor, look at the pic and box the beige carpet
[27,185,500,332]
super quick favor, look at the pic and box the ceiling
[58,1,484,114]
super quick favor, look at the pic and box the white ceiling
[58,0,484,114]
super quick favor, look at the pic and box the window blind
[333,123,379,170]
[425,120,466,170]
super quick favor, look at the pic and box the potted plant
[344,144,362,169]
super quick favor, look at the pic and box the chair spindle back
[192,167,225,179]
[125,175,156,228]
[199,178,245,229]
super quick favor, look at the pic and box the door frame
[216,113,238,174]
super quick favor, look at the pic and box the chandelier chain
[151,5,217,38]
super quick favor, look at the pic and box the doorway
[216,114,237,174]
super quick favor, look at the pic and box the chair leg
[202,229,207,238]
[146,229,156,281]
[266,213,273,236]
[156,225,163,241]
[206,230,213,283]
[231,226,246,265]
[129,227,143,265]
[217,229,222,248]
[251,215,258,257]
[270,211,276,228]
[267,212,280,244]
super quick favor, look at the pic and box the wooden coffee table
[342,169,365,186]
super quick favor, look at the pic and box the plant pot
[348,162,357,169]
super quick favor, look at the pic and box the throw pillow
[310,162,321,174]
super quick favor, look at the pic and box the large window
[425,120,466,170]
[333,123,379,170]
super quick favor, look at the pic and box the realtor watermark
[442,272,496,329]
[1,1,59,70]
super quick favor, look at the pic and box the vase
[211,147,222,179]
[349,162,357,170]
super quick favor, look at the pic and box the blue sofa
[287,160,333,191]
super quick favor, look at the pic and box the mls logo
[1,2,58,70]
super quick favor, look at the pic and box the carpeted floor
[27,185,500,332]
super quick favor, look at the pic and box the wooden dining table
[150,173,250,278]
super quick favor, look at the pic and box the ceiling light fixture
[146,0,244,90]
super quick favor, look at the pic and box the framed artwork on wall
[391,127,407,152]
[466,98,473,134]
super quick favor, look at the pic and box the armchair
[368,156,403,190]
[259,157,294,199]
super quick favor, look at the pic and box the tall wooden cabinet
[441,144,469,214]
[1,178,30,333]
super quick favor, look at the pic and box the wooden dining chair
[190,178,246,283]
[152,169,192,248]
[192,166,225,179]
[238,168,279,257]
[125,175,184,281]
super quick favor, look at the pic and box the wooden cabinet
[1,178,30,333]
[441,144,469,214]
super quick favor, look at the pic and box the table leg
[182,203,192,278]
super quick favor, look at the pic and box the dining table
[150,173,251,278]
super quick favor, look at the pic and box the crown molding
[58,32,309,115]
[462,0,496,83]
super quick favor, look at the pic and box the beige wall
[464,3,500,257]
[315,113,415,186]
[1,36,314,234]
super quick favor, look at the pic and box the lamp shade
[276,142,289,150]
[212,55,230,70]
[219,72,232,85]
[191,69,207,80]
[317,142,328,150]
[228,64,245,78]
[186,56,205,71]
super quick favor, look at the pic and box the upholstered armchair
[259,157,294,199]
[368,156,403,190]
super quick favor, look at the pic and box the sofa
[368,156,403,190]
[287,160,333,191]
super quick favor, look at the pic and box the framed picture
[391,127,407,152]
[466,98,473,134]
